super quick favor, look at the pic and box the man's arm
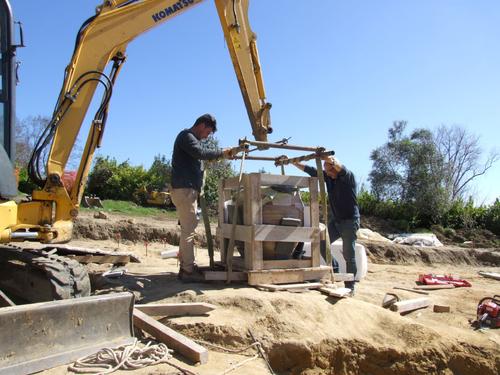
[179,132,223,160]
[292,162,318,177]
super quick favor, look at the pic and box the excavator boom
[1,0,272,243]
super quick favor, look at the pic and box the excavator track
[0,244,91,303]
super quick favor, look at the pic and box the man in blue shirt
[293,156,360,294]
[171,114,234,282]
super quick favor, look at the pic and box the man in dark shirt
[293,156,360,294]
[171,114,234,282]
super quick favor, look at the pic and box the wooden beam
[259,174,311,188]
[414,284,455,290]
[68,255,131,264]
[0,289,15,307]
[393,286,429,295]
[389,298,430,314]
[256,282,323,292]
[220,223,253,242]
[247,266,330,285]
[203,271,247,281]
[331,273,355,282]
[478,271,500,280]
[133,309,208,364]
[134,303,216,317]
[254,225,318,242]
[433,304,451,313]
[262,259,311,270]
[319,287,352,298]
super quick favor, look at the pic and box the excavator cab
[0,0,18,199]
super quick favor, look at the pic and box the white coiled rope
[68,339,172,374]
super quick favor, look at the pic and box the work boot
[344,281,356,296]
[177,265,205,283]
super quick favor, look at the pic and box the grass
[80,200,178,219]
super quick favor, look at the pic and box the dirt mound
[162,289,500,375]
[74,214,208,247]
[361,240,500,267]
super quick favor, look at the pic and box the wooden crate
[217,173,331,285]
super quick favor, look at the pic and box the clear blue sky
[11,0,500,204]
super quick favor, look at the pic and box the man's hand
[222,147,240,159]
[292,161,305,171]
[323,155,342,172]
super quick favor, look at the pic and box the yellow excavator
[0,0,272,302]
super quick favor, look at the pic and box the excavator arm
[0,0,272,243]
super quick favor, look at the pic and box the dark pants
[326,217,360,285]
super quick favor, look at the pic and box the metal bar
[233,151,335,166]
[239,138,325,152]
[279,151,334,166]
[233,155,277,161]
[10,232,39,240]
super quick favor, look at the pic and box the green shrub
[443,227,456,237]
[87,156,147,200]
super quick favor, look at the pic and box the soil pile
[62,211,500,375]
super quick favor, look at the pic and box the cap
[193,113,217,132]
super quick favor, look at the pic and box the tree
[15,115,50,168]
[201,137,236,210]
[434,125,499,201]
[369,121,448,225]
[15,115,83,188]
[146,154,172,191]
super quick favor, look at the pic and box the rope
[194,339,260,355]
[68,339,175,375]
[219,354,260,375]
[195,334,276,375]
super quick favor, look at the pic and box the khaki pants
[170,188,199,273]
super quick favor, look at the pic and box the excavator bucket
[81,195,104,208]
[0,292,135,375]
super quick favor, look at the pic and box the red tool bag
[418,274,472,287]
[476,295,500,329]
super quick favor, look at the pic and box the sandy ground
[36,211,500,375]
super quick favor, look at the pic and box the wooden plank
[133,309,208,364]
[43,245,140,263]
[309,177,321,267]
[247,266,330,285]
[68,255,131,264]
[433,304,451,313]
[331,273,354,282]
[319,287,352,298]
[478,271,500,280]
[223,176,242,189]
[242,174,255,270]
[393,286,430,295]
[262,205,302,225]
[390,298,430,314]
[414,284,455,290]
[263,259,312,270]
[254,225,318,242]
[203,271,248,281]
[256,282,324,292]
[217,180,226,263]
[135,303,216,317]
[259,174,310,188]
[220,223,253,242]
[0,289,15,307]
[248,174,263,270]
